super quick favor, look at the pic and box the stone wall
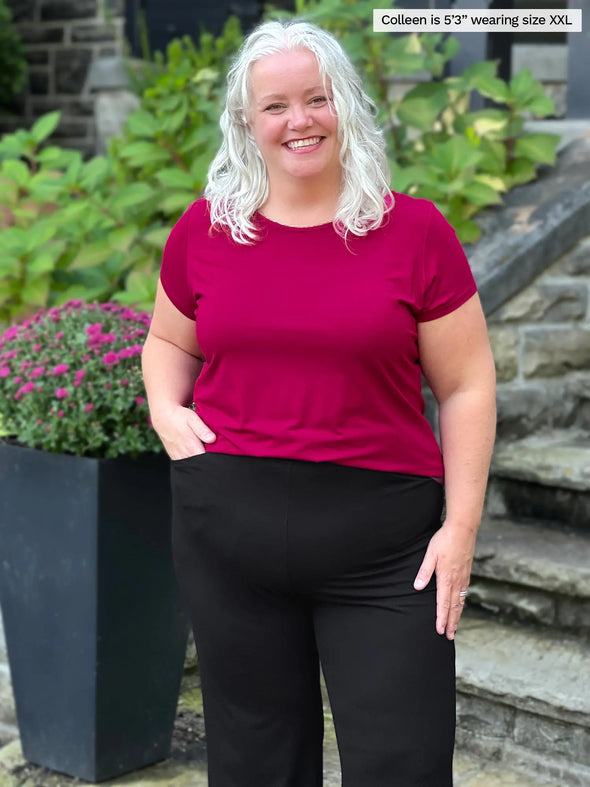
[490,234,590,442]
[2,0,125,156]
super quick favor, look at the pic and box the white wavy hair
[204,19,392,244]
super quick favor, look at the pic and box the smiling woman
[246,49,342,207]
[141,18,496,787]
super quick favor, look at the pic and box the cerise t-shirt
[159,192,477,477]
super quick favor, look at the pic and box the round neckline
[254,211,334,232]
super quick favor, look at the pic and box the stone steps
[487,430,590,529]
[469,516,590,631]
[456,614,590,786]
[496,371,590,442]
[0,671,561,787]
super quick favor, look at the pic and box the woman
[142,19,496,787]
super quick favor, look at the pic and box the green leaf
[24,219,58,251]
[155,168,194,189]
[178,126,208,155]
[0,226,27,255]
[189,151,213,186]
[453,219,481,244]
[509,69,544,110]
[526,94,555,117]
[123,269,157,305]
[126,110,159,138]
[473,173,508,193]
[30,111,62,145]
[21,275,50,307]
[0,135,26,160]
[55,284,109,304]
[108,225,138,252]
[36,146,79,169]
[446,60,497,93]
[397,83,448,131]
[192,67,219,83]
[118,141,170,166]
[162,102,189,135]
[506,157,537,185]
[3,159,30,188]
[56,200,91,225]
[27,251,58,274]
[80,156,110,191]
[514,133,558,165]
[0,254,20,277]
[69,239,113,269]
[427,137,482,176]
[143,227,170,249]
[29,171,64,200]
[440,35,460,60]
[471,114,508,138]
[158,190,196,215]
[110,182,156,210]
[64,153,83,184]
[472,75,510,104]
[461,182,502,206]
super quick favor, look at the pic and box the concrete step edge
[473,517,590,597]
[491,430,590,491]
[456,615,590,726]
[456,729,590,787]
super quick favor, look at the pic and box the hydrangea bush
[0,301,161,458]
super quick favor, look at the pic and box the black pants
[171,453,455,787]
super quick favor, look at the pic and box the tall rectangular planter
[0,443,189,782]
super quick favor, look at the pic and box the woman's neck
[261,178,341,227]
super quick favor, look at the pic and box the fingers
[436,583,468,640]
[186,408,216,444]
[414,525,475,640]
[413,548,436,591]
[154,405,216,460]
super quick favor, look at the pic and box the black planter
[0,443,189,782]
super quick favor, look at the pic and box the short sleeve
[159,204,196,320]
[417,203,478,322]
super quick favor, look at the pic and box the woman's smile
[248,48,341,186]
[284,136,325,151]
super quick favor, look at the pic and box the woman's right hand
[152,404,217,461]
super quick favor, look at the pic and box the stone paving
[0,671,557,786]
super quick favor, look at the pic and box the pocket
[170,451,208,467]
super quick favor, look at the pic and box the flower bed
[0,301,160,457]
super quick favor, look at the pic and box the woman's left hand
[413,522,477,640]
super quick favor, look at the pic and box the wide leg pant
[170,452,455,787]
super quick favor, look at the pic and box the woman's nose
[287,104,312,130]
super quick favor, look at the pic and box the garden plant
[0,3,559,324]
[0,300,161,456]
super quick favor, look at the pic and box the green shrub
[0,5,559,321]
[268,0,559,240]
[0,0,27,109]
[0,18,242,322]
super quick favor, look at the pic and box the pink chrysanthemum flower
[102,352,119,366]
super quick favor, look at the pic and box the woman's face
[247,48,341,189]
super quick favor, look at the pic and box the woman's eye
[265,103,285,111]
[310,96,327,105]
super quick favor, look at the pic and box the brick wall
[2,0,125,156]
